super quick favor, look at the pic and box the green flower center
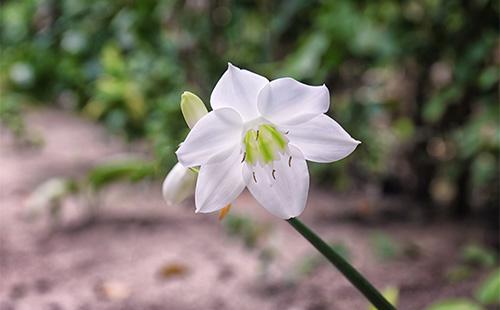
[243,124,288,165]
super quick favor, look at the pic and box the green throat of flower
[243,124,288,166]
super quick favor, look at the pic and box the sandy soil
[0,108,491,310]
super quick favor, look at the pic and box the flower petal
[257,78,330,126]
[244,146,309,219]
[284,114,360,163]
[195,149,247,213]
[176,108,243,167]
[162,163,197,205]
[211,63,269,121]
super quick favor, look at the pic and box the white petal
[257,78,330,126]
[176,108,243,167]
[211,63,269,121]
[195,149,247,213]
[285,114,361,163]
[245,147,309,219]
[162,163,197,205]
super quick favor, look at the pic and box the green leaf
[426,299,483,310]
[87,160,155,190]
[475,269,500,305]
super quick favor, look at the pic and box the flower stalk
[287,217,395,310]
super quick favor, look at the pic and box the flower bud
[162,163,197,205]
[180,91,208,129]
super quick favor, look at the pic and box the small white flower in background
[23,177,75,221]
[174,64,360,219]
[162,92,205,205]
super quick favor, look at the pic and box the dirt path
[0,108,489,310]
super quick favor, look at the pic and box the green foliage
[223,214,270,248]
[427,299,483,310]
[370,232,399,261]
[87,160,156,190]
[461,244,497,268]
[475,269,500,305]
[428,268,500,309]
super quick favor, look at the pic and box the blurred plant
[23,177,78,226]
[87,159,155,191]
[461,244,498,269]
[222,213,277,281]
[223,214,271,249]
[446,243,498,283]
[475,268,500,305]
[23,159,155,227]
[427,299,483,310]
[0,93,43,146]
[370,232,400,261]
[427,268,500,309]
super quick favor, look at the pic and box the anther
[272,169,276,180]
[284,131,289,135]
[241,152,246,163]
[252,171,257,183]
[255,130,259,140]
[288,156,292,167]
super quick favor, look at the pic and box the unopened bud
[180,91,208,129]
[162,163,197,205]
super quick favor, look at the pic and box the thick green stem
[287,218,395,310]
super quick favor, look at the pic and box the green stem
[287,218,395,310]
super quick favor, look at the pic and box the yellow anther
[218,203,232,221]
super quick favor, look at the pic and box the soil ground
[0,108,492,310]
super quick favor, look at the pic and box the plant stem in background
[287,217,395,310]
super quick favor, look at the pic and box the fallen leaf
[158,263,188,280]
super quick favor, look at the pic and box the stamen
[252,171,257,183]
[284,131,289,135]
[241,152,246,163]
[272,169,276,180]
[288,156,292,167]
[255,130,259,140]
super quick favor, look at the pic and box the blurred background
[1,1,498,309]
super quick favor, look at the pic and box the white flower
[162,163,197,205]
[176,64,360,219]
[162,91,207,205]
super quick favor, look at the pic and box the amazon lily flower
[162,92,206,205]
[175,64,360,219]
